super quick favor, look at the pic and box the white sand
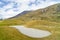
[10,25,52,38]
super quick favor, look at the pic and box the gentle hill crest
[0,3,60,26]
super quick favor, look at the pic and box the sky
[0,0,60,19]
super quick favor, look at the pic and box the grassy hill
[4,3,60,23]
[0,3,60,40]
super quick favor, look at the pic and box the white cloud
[0,0,60,19]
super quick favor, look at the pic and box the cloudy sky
[0,0,60,19]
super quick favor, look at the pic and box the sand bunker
[10,25,51,38]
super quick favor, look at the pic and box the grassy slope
[0,3,60,40]
[0,20,60,40]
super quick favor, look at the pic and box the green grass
[0,20,60,40]
[25,20,60,40]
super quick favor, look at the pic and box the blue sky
[0,0,60,19]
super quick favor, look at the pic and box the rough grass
[0,20,60,40]
[25,20,60,40]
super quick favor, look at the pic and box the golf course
[0,3,60,40]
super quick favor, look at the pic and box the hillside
[0,3,60,26]
[9,3,60,21]
[1,3,60,26]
